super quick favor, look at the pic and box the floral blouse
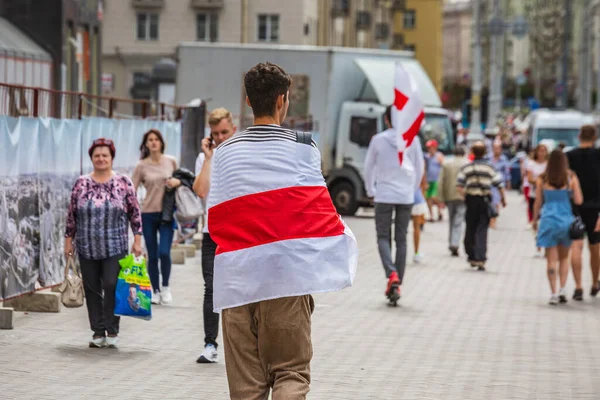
[65,174,142,260]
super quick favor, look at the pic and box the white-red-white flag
[207,126,358,312]
[392,63,425,165]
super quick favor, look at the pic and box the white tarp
[0,116,181,300]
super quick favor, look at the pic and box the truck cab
[327,102,454,216]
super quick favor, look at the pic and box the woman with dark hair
[533,149,583,305]
[65,138,143,348]
[132,129,180,305]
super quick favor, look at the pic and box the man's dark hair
[471,141,486,159]
[580,124,597,142]
[384,105,393,126]
[244,62,291,118]
[453,146,466,156]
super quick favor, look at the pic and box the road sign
[488,16,505,36]
[512,16,529,38]
[516,74,527,86]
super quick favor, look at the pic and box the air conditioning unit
[356,11,371,30]
[375,23,390,40]
[190,0,224,9]
[331,0,350,18]
[392,33,404,49]
[131,0,164,8]
[391,0,406,11]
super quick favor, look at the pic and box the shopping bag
[114,254,152,321]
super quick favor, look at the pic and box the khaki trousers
[222,295,315,400]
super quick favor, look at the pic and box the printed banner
[0,116,181,300]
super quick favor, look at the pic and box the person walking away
[488,141,511,228]
[566,125,600,300]
[411,174,427,264]
[64,138,143,349]
[526,143,549,257]
[457,141,507,271]
[521,152,533,223]
[438,146,468,257]
[132,129,180,305]
[206,62,358,399]
[533,149,583,305]
[424,139,445,221]
[365,105,425,301]
[192,107,236,364]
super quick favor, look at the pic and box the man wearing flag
[207,62,358,399]
[364,64,425,304]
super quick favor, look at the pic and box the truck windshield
[420,113,454,154]
[535,128,580,147]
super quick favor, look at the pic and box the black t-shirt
[566,147,600,208]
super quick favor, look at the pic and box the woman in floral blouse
[65,138,143,349]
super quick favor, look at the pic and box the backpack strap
[295,131,313,146]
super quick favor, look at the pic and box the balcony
[131,0,164,9]
[356,11,371,30]
[190,0,224,9]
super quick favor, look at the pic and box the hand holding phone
[201,137,215,159]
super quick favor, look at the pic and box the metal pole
[487,0,499,130]
[560,0,571,108]
[516,83,521,113]
[469,0,483,141]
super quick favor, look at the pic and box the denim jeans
[446,200,466,249]
[142,212,174,292]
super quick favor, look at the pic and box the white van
[531,110,595,151]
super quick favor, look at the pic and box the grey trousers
[446,200,466,249]
[375,203,413,282]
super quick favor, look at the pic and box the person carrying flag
[207,62,358,399]
[364,64,425,305]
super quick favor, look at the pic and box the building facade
[102,0,325,116]
[393,0,444,93]
[443,0,472,85]
[0,0,103,99]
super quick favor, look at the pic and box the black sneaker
[573,289,584,301]
[450,247,459,257]
[477,265,486,272]
[591,283,600,297]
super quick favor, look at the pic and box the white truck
[176,43,453,215]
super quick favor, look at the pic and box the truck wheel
[330,182,359,216]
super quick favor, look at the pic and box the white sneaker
[151,291,161,305]
[161,287,172,304]
[534,249,544,258]
[413,254,424,264]
[196,344,218,363]
[106,336,119,349]
[89,337,106,348]
[549,294,559,305]
[558,287,568,303]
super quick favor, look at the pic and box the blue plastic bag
[114,254,152,321]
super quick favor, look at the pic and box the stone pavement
[1,191,600,400]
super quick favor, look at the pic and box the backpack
[174,185,204,222]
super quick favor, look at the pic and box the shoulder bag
[58,256,85,308]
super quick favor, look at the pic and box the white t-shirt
[526,160,547,198]
[195,152,209,233]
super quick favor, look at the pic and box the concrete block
[192,237,202,250]
[3,291,61,313]
[174,244,196,258]
[0,307,14,329]
[171,248,186,265]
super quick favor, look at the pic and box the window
[404,44,416,53]
[258,14,279,42]
[350,117,378,148]
[403,10,416,29]
[197,13,218,42]
[137,12,159,40]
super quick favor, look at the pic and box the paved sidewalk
[1,191,600,399]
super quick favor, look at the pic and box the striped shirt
[456,159,503,196]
